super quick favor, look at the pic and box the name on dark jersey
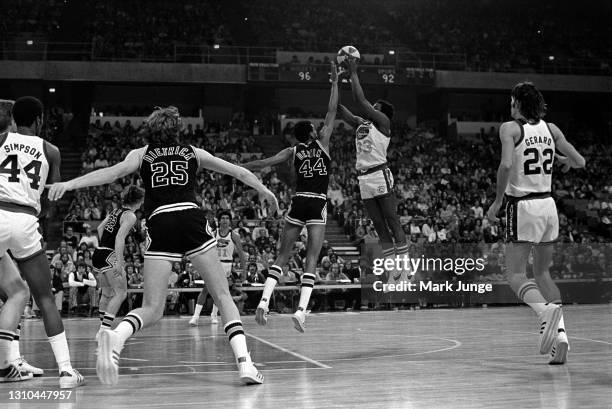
[142,146,196,163]
[3,143,43,160]
[524,135,553,147]
[296,148,324,160]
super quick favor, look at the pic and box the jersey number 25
[151,161,188,187]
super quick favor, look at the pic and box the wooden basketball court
[6,304,612,408]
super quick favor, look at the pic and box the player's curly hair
[217,210,233,222]
[511,82,547,121]
[122,185,145,206]
[140,106,182,144]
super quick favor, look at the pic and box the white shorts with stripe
[505,194,559,244]
[0,208,44,261]
[358,168,394,200]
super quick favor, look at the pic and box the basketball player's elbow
[498,161,512,171]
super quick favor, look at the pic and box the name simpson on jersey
[524,135,553,147]
[3,143,43,160]
[142,146,195,163]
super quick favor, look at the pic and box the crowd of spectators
[3,0,611,74]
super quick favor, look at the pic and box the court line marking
[121,357,149,362]
[316,336,462,362]
[465,326,612,346]
[246,333,332,369]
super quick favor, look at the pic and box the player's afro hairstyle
[511,82,547,121]
[12,96,43,127]
[141,106,182,144]
[375,99,394,120]
[122,185,145,206]
[294,121,314,143]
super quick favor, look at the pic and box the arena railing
[4,40,612,76]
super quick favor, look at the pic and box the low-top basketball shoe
[210,313,219,324]
[0,364,32,382]
[14,357,43,377]
[237,356,264,385]
[291,309,307,333]
[538,304,562,354]
[97,330,120,385]
[255,303,269,326]
[59,368,85,389]
[549,331,570,365]
[188,317,199,326]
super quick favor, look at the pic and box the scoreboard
[248,63,435,86]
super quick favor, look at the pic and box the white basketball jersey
[0,132,49,214]
[216,230,235,262]
[355,121,389,171]
[506,120,555,197]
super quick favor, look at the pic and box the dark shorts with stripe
[145,207,217,262]
[286,194,327,227]
[92,248,116,273]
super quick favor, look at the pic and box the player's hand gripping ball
[336,45,360,69]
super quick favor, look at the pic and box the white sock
[0,331,15,368]
[224,321,249,362]
[48,332,72,373]
[192,303,203,319]
[261,265,282,306]
[298,287,313,311]
[558,315,565,332]
[211,304,218,317]
[517,281,547,315]
[114,313,143,352]
[9,340,20,362]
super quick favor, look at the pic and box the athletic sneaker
[14,357,43,377]
[97,330,120,386]
[0,364,33,382]
[255,304,269,326]
[188,317,199,326]
[59,368,85,389]
[549,331,570,365]
[237,356,264,385]
[210,314,218,324]
[291,309,306,333]
[538,304,562,354]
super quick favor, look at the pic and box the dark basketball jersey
[99,208,129,248]
[139,144,199,217]
[293,140,330,195]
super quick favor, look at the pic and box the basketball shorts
[92,248,116,274]
[145,204,217,262]
[0,209,44,261]
[505,195,559,244]
[285,194,327,227]
[358,167,394,200]
[221,261,233,277]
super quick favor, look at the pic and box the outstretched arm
[337,104,364,129]
[47,148,144,201]
[348,59,390,131]
[195,148,279,213]
[242,148,293,171]
[549,123,586,171]
[318,62,340,149]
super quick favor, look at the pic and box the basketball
[336,45,361,67]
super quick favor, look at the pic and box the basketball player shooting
[338,58,408,284]
[243,61,339,332]
[486,82,585,364]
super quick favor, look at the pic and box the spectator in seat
[63,226,79,248]
[245,263,265,284]
[68,262,97,314]
[79,225,99,248]
[325,263,350,282]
